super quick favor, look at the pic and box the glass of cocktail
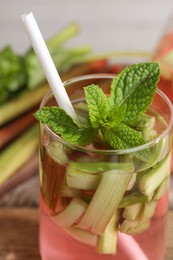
[37,69,172,260]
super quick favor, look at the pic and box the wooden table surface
[0,208,172,260]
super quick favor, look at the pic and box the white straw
[21,12,79,123]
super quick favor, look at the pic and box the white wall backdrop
[0,0,173,54]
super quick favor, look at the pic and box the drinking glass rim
[40,74,173,155]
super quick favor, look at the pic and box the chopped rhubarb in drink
[36,65,172,259]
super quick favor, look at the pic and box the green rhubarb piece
[123,200,157,222]
[119,192,148,208]
[149,108,168,127]
[136,113,157,142]
[123,203,143,220]
[68,161,134,173]
[121,200,157,235]
[137,137,166,172]
[120,218,150,235]
[142,128,157,142]
[60,183,81,198]
[153,177,169,200]
[138,149,172,196]
[139,201,157,220]
[97,210,120,255]
[0,125,38,184]
[66,226,97,247]
[0,84,49,126]
[51,198,88,228]
[126,173,136,191]
[77,169,132,235]
[136,113,156,130]
[47,141,69,164]
[66,168,101,190]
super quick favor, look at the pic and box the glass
[39,75,173,260]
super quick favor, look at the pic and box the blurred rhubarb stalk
[153,33,173,80]
[0,124,38,185]
[153,15,173,81]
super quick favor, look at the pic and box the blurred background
[0,0,173,207]
[0,0,173,54]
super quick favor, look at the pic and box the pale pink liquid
[39,190,168,260]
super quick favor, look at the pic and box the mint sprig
[35,62,160,162]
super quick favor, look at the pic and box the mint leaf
[84,84,109,128]
[102,123,145,149]
[35,107,94,146]
[109,62,160,125]
[107,105,126,127]
[102,123,151,162]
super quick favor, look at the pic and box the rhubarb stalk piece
[77,169,132,235]
[97,210,120,254]
[139,149,172,196]
[51,198,88,228]
[0,125,38,184]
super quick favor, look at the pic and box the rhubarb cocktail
[36,63,173,260]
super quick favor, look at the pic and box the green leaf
[107,105,126,127]
[102,123,144,149]
[109,62,160,125]
[35,107,94,146]
[84,84,109,128]
[0,46,27,104]
[102,123,151,162]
